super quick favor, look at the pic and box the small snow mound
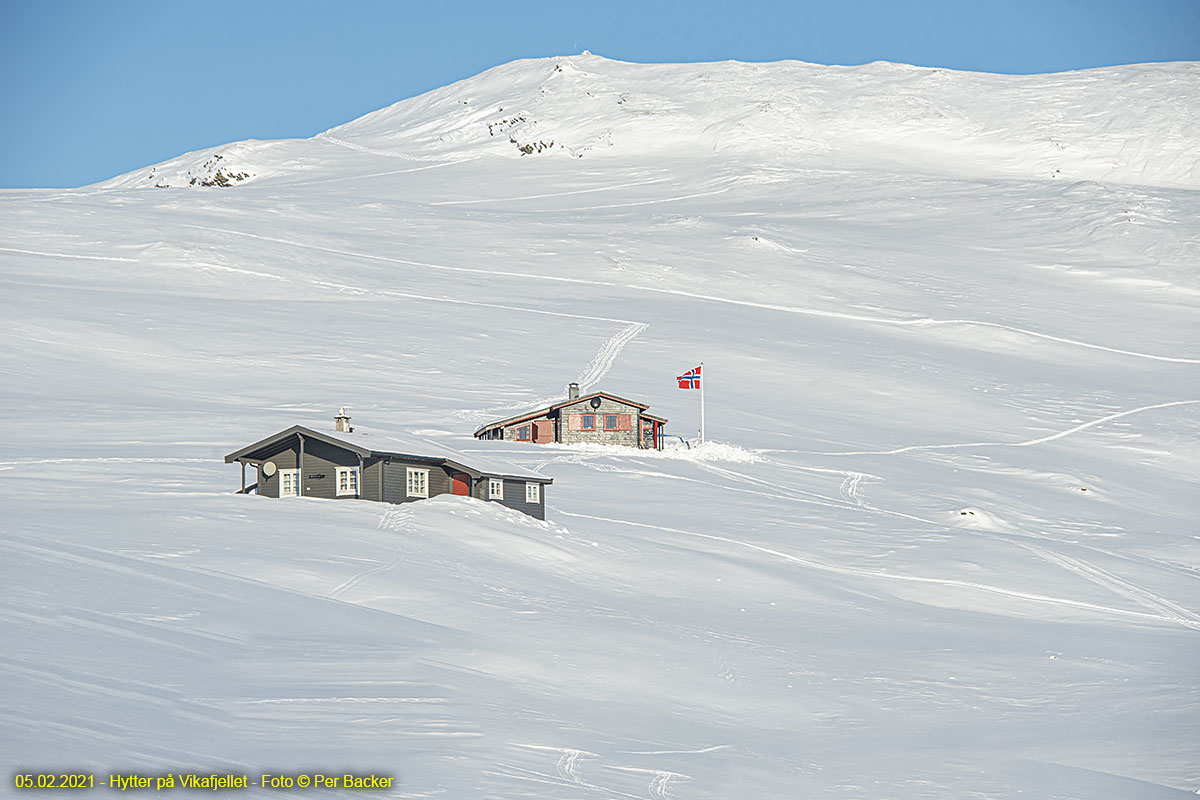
[657,440,762,463]
[952,507,1012,532]
[533,440,760,462]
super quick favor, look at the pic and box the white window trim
[525,482,540,503]
[336,466,360,497]
[488,478,504,500]
[406,467,429,498]
[279,468,299,497]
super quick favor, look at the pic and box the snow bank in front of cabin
[475,439,764,463]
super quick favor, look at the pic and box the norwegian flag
[677,365,702,390]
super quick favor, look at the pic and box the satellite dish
[262,462,277,476]
[589,397,602,409]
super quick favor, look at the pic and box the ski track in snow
[10,222,1191,366]
[808,399,1200,456]
[556,186,730,211]
[169,223,642,325]
[426,176,672,205]
[499,745,645,800]
[0,246,137,262]
[321,134,453,163]
[584,451,1200,620]
[608,766,691,800]
[555,748,590,782]
[544,452,858,516]
[620,745,729,755]
[650,770,685,800]
[1021,543,1200,628]
[14,330,267,366]
[838,473,868,506]
[326,508,409,598]
[741,451,1199,585]
[576,322,650,390]
[0,456,211,471]
[456,321,650,420]
[292,158,481,187]
[557,510,1200,630]
[172,224,1200,365]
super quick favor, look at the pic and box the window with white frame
[279,469,299,497]
[406,467,429,498]
[488,478,504,500]
[525,482,540,503]
[336,467,360,496]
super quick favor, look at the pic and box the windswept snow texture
[3,55,1199,798]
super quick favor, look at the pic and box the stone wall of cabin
[558,397,642,447]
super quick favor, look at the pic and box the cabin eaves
[224,424,551,519]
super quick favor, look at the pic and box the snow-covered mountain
[3,55,1199,798]
[104,55,1200,190]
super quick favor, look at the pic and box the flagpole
[700,361,705,443]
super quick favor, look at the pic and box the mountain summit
[104,55,1200,190]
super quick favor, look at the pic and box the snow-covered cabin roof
[473,390,663,435]
[224,425,550,483]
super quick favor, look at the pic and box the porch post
[297,433,305,497]
[241,461,245,491]
[357,454,364,499]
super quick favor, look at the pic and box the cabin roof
[474,390,662,434]
[224,424,551,483]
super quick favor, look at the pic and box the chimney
[335,407,351,432]
[568,382,580,401]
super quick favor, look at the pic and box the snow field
[2,55,1199,798]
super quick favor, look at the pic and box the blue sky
[2,0,1197,188]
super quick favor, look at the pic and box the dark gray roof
[225,425,551,483]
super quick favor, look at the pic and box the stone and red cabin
[474,384,667,449]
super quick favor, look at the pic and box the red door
[532,420,554,444]
[451,473,470,496]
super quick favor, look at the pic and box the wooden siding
[255,439,297,498]
[498,411,554,442]
[362,458,383,502]
[300,438,358,499]
[254,436,375,500]
[533,420,554,443]
[235,428,548,519]
[382,459,463,505]
[491,478,546,520]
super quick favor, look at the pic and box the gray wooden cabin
[224,422,551,520]
[474,383,667,449]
